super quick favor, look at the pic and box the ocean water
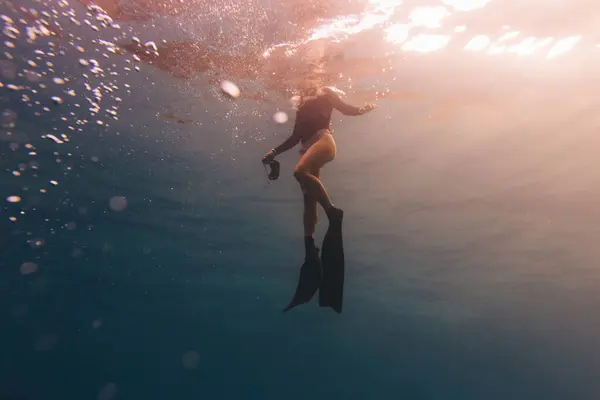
[3,0,600,399]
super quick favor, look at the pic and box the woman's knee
[293,168,309,182]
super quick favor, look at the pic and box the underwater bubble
[144,41,157,53]
[3,26,19,40]
[29,238,45,248]
[109,196,127,211]
[20,262,38,275]
[6,195,21,203]
[25,27,37,42]
[1,15,14,24]
[182,351,200,369]
[98,383,117,400]
[38,25,51,37]
[273,111,288,124]
[45,134,64,144]
[220,80,241,99]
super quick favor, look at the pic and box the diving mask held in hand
[263,159,280,181]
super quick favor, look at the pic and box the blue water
[3,1,600,399]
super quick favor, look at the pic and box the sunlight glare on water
[263,0,588,62]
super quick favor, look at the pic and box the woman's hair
[298,79,321,97]
[296,72,326,107]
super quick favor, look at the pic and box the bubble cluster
[0,2,161,254]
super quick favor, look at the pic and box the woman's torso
[293,93,334,143]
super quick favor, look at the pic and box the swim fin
[283,246,322,312]
[319,207,344,313]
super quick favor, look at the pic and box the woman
[262,84,376,253]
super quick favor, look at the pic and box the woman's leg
[302,168,320,238]
[294,133,339,219]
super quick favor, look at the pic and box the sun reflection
[264,0,402,57]
[409,6,450,29]
[442,0,493,11]
[508,37,554,55]
[386,24,410,44]
[262,0,583,64]
[465,35,489,51]
[497,31,520,42]
[402,34,450,53]
[547,36,581,59]
[262,0,500,57]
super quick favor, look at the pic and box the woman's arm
[322,87,376,116]
[262,129,301,163]
[274,131,301,155]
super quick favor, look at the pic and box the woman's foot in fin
[326,206,344,224]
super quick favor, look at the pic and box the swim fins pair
[283,208,345,313]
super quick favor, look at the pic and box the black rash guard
[273,88,363,155]
[293,90,363,144]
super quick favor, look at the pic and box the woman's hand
[262,149,276,164]
[359,103,377,115]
